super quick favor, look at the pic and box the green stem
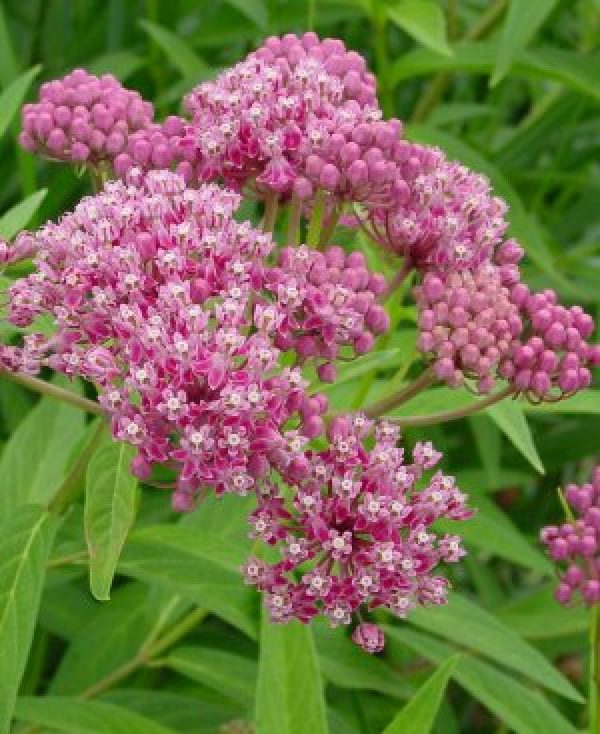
[319,204,343,249]
[287,194,302,246]
[47,550,89,569]
[48,418,107,515]
[261,193,279,234]
[78,606,207,701]
[388,385,515,427]
[306,189,327,247]
[590,605,600,734]
[364,368,436,419]
[88,166,104,193]
[373,4,393,117]
[1,370,104,416]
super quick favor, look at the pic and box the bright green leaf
[15,697,178,734]
[0,376,86,513]
[486,398,544,474]
[166,646,256,708]
[139,20,206,78]
[408,593,582,702]
[387,1,452,57]
[491,0,559,85]
[256,613,329,734]
[224,0,268,28]
[388,628,578,734]
[0,505,57,734]
[0,65,40,139]
[87,51,145,81]
[84,441,138,600]
[382,655,459,734]
[0,189,47,240]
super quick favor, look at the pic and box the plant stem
[306,189,327,247]
[1,370,105,416]
[389,385,515,427]
[410,0,508,123]
[319,204,343,249]
[261,193,279,234]
[79,607,207,700]
[48,418,107,515]
[590,605,600,734]
[381,259,412,301]
[364,368,436,418]
[287,194,302,245]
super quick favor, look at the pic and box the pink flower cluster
[267,245,388,381]
[19,69,154,165]
[243,415,471,652]
[7,170,390,507]
[498,282,600,399]
[541,468,600,606]
[364,145,508,272]
[415,264,522,393]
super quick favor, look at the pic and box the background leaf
[256,613,329,734]
[0,189,47,240]
[386,1,452,57]
[85,441,138,600]
[0,505,57,734]
[382,655,459,734]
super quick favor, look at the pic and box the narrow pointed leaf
[224,0,268,28]
[383,655,460,734]
[0,376,85,513]
[486,399,544,474]
[15,697,178,734]
[85,441,138,600]
[491,0,559,85]
[388,628,578,734]
[0,65,41,139]
[387,1,452,57]
[0,189,47,239]
[256,613,329,734]
[0,505,58,734]
[408,593,582,702]
[139,20,206,77]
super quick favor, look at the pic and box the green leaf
[491,0,559,85]
[382,655,459,734]
[387,1,452,57]
[391,42,600,102]
[15,697,178,734]
[256,614,329,734]
[408,593,582,702]
[497,585,590,640]
[0,4,19,85]
[388,628,578,734]
[50,584,177,694]
[87,51,145,81]
[486,398,544,474]
[0,505,57,734]
[84,441,138,600]
[139,20,206,77]
[0,189,47,240]
[166,646,256,708]
[224,0,268,29]
[0,65,40,139]
[119,536,258,638]
[437,494,553,575]
[524,390,600,414]
[314,621,413,698]
[0,376,86,514]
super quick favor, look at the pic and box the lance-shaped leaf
[256,612,329,734]
[15,697,178,734]
[0,505,58,734]
[383,655,460,734]
[85,441,138,600]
